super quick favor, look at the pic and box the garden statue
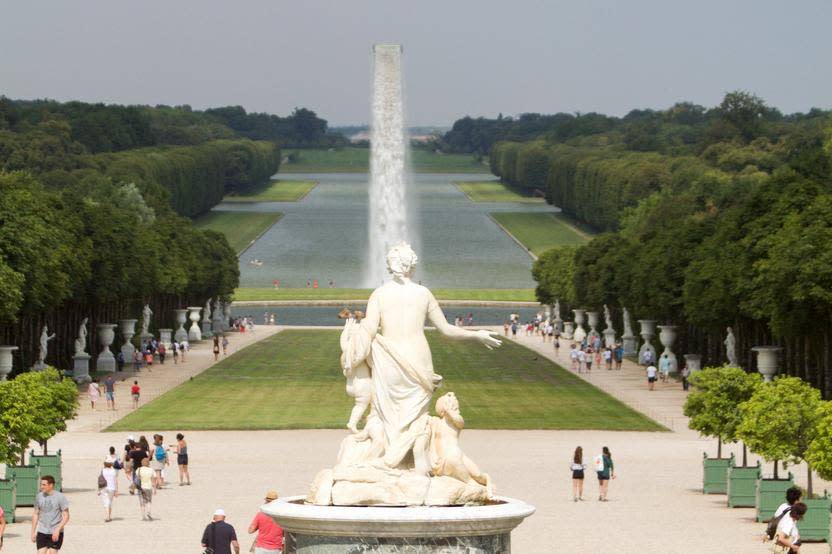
[623,307,634,337]
[74,317,88,356]
[141,304,153,336]
[204,297,212,320]
[308,242,501,507]
[34,325,56,370]
[725,327,737,367]
[603,304,614,331]
[553,300,560,321]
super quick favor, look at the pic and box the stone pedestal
[562,322,574,340]
[657,325,678,373]
[187,307,203,342]
[637,319,657,365]
[552,318,563,335]
[72,354,91,384]
[684,354,702,373]
[264,495,534,554]
[622,335,637,356]
[201,319,213,339]
[603,329,616,349]
[174,309,189,343]
[0,346,18,381]
[586,311,599,342]
[158,329,173,350]
[119,319,137,367]
[572,310,586,343]
[753,346,782,382]
[96,324,118,373]
[31,361,46,371]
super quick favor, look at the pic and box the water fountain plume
[365,43,410,286]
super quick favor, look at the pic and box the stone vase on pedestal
[0,346,18,381]
[201,318,213,339]
[753,346,782,382]
[119,319,137,368]
[572,310,586,343]
[158,329,173,350]
[684,354,702,373]
[187,307,203,342]
[563,321,574,340]
[657,325,678,373]
[96,324,118,373]
[174,309,189,343]
[73,354,91,384]
[637,319,657,365]
[586,311,599,342]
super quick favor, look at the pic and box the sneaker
[573,497,578,502]
[147,514,153,521]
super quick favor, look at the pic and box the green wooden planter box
[30,449,62,491]
[703,452,733,494]
[4,462,40,507]
[800,492,831,542]
[755,473,794,522]
[0,478,16,523]
[727,460,760,508]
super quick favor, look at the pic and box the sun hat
[265,490,278,501]
[213,508,226,517]
[127,435,135,442]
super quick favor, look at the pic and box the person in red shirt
[131,381,140,409]
[248,490,284,554]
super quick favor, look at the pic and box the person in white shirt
[646,364,658,391]
[603,348,612,370]
[577,349,586,374]
[775,501,806,553]
[99,460,118,522]
[774,487,803,519]
[570,346,579,371]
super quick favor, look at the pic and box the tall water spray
[365,44,410,286]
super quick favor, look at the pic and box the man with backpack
[201,509,240,554]
[766,487,803,547]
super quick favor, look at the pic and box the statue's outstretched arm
[426,294,501,349]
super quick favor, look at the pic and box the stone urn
[637,319,657,365]
[573,309,586,343]
[657,324,678,373]
[562,321,574,340]
[96,323,118,373]
[586,311,600,342]
[753,346,782,382]
[158,328,173,350]
[684,354,702,373]
[0,346,18,381]
[119,319,137,366]
[187,307,203,342]
[174,309,189,343]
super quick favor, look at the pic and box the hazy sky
[2,1,829,126]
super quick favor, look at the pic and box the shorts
[177,454,189,466]
[150,459,165,471]
[572,469,584,479]
[132,393,140,401]
[140,489,153,503]
[123,460,133,472]
[648,376,657,383]
[255,548,282,554]
[597,472,609,482]
[105,391,114,401]
[37,532,64,550]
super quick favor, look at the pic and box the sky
[1,0,830,126]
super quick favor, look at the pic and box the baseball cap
[127,435,135,442]
[213,508,226,517]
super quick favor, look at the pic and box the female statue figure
[725,327,737,366]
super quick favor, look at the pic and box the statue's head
[435,392,459,417]
[386,241,418,279]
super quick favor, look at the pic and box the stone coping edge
[232,300,542,308]
[262,495,535,538]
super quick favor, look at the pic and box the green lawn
[194,211,282,255]
[491,212,592,256]
[222,179,317,202]
[455,181,544,203]
[233,287,537,302]
[282,148,488,173]
[108,330,664,431]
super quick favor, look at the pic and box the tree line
[487,92,832,397]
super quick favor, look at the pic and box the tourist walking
[150,435,168,489]
[584,348,593,373]
[31,475,69,553]
[87,381,100,411]
[0,503,6,551]
[180,339,189,362]
[116,350,125,372]
[133,349,142,371]
[642,348,654,367]
[553,336,560,356]
[131,381,140,409]
[570,447,586,502]
[103,374,116,411]
[604,347,612,370]
[213,336,221,361]
[172,433,190,486]
[158,342,166,364]
[98,460,118,522]
[614,343,623,370]
[646,363,658,391]
[510,322,518,338]
[222,335,229,356]
[128,439,150,494]
[135,458,154,521]
[570,345,578,371]
[577,348,585,373]
[122,437,135,487]
[773,502,807,553]
[681,364,691,391]
[595,447,615,501]
[202,509,240,554]
[172,341,179,364]
[248,491,284,554]
[503,321,509,337]
[659,353,672,382]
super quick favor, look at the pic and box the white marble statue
[309,242,501,506]
[623,307,634,337]
[603,305,613,331]
[37,325,56,366]
[725,326,737,367]
[74,317,88,356]
[339,309,372,434]
[553,300,561,321]
[141,304,153,336]
[204,297,212,320]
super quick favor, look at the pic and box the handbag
[97,471,107,490]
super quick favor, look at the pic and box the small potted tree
[737,377,820,522]
[802,400,832,542]
[684,365,761,496]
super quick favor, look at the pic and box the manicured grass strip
[282,148,488,173]
[455,181,544,203]
[107,330,665,431]
[194,211,282,255]
[233,288,537,302]
[491,212,592,256]
[222,179,317,202]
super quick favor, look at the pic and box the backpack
[155,445,166,461]
[766,507,790,540]
[98,471,107,490]
[594,454,605,472]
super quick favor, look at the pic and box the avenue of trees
[512,92,832,396]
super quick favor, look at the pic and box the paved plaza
[1,326,829,553]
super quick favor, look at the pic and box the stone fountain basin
[262,495,534,552]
